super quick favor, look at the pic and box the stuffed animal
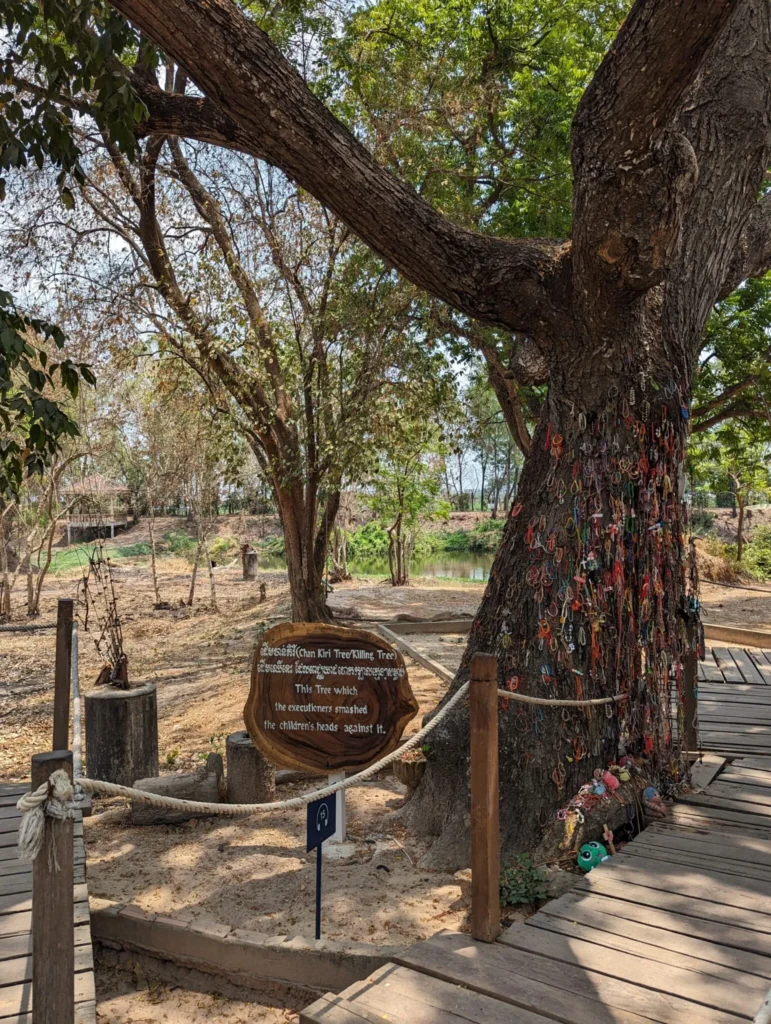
[643,785,668,819]
[577,841,610,872]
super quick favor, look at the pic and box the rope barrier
[496,689,627,707]
[18,680,472,826]
[0,622,56,633]
[16,675,628,857]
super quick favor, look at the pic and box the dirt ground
[95,947,302,1024]
[0,554,481,942]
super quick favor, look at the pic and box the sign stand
[328,771,346,843]
[307,793,336,940]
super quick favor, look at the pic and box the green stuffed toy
[577,841,610,872]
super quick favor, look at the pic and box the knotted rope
[17,769,79,864]
[16,680,625,862]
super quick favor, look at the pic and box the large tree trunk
[405,368,693,869]
[276,486,334,622]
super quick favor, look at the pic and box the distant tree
[370,414,450,586]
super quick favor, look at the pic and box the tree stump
[243,551,258,580]
[226,730,275,803]
[131,754,226,824]
[85,683,159,786]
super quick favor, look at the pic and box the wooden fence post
[683,619,699,753]
[31,750,74,1024]
[53,599,74,751]
[470,652,501,942]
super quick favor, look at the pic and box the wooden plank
[713,648,747,683]
[621,841,771,884]
[734,758,771,772]
[698,686,771,701]
[501,921,762,1018]
[676,796,771,827]
[697,707,771,723]
[690,755,726,791]
[0,903,88,939]
[706,781,771,805]
[52,600,74,751]
[636,824,771,868]
[668,806,771,838]
[748,651,771,684]
[470,653,500,943]
[0,969,94,1019]
[0,823,81,848]
[0,807,22,821]
[680,793,771,820]
[585,857,771,914]
[376,625,454,683]
[0,926,90,963]
[580,870,771,937]
[0,863,85,888]
[702,654,729,683]
[395,931,678,1024]
[722,769,771,788]
[14,1004,95,1024]
[0,884,88,917]
[0,838,82,864]
[524,913,771,999]
[301,992,396,1024]
[345,963,555,1024]
[0,946,92,988]
[540,890,771,967]
[729,649,768,686]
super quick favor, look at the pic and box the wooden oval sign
[244,622,418,774]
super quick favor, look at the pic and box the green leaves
[1,0,145,191]
[0,290,95,497]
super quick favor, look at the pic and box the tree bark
[85,683,159,786]
[405,367,693,868]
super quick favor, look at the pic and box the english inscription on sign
[244,622,418,773]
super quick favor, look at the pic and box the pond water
[260,550,494,581]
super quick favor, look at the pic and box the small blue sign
[307,794,336,852]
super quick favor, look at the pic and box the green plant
[209,537,236,561]
[690,509,716,536]
[500,855,548,907]
[165,748,180,766]
[163,531,198,557]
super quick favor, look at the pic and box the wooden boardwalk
[303,757,771,1022]
[0,782,95,1024]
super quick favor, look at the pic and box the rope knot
[16,769,78,865]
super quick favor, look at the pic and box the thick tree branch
[572,0,739,295]
[109,0,570,342]
[719,194,771,299]
[576,0,738,162]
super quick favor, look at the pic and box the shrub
[163,531,198,556]
[500,854,548,906]
[209,537,236,561]
[690,509,715,535]
[346,521,390,558]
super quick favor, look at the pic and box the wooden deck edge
[703,622,771,649]
[375,625,455,683]
[374,619,473,635]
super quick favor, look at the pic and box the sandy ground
[0,557,479,945]
[95,946,302,1024]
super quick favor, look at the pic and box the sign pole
[307,792,336,941]
[315,844,322,939]
[328,771,346,843]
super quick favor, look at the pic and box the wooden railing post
[470,652,501,942]
[53,599,74,751]
[683,619,699,753]
[31,750,74,1024]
